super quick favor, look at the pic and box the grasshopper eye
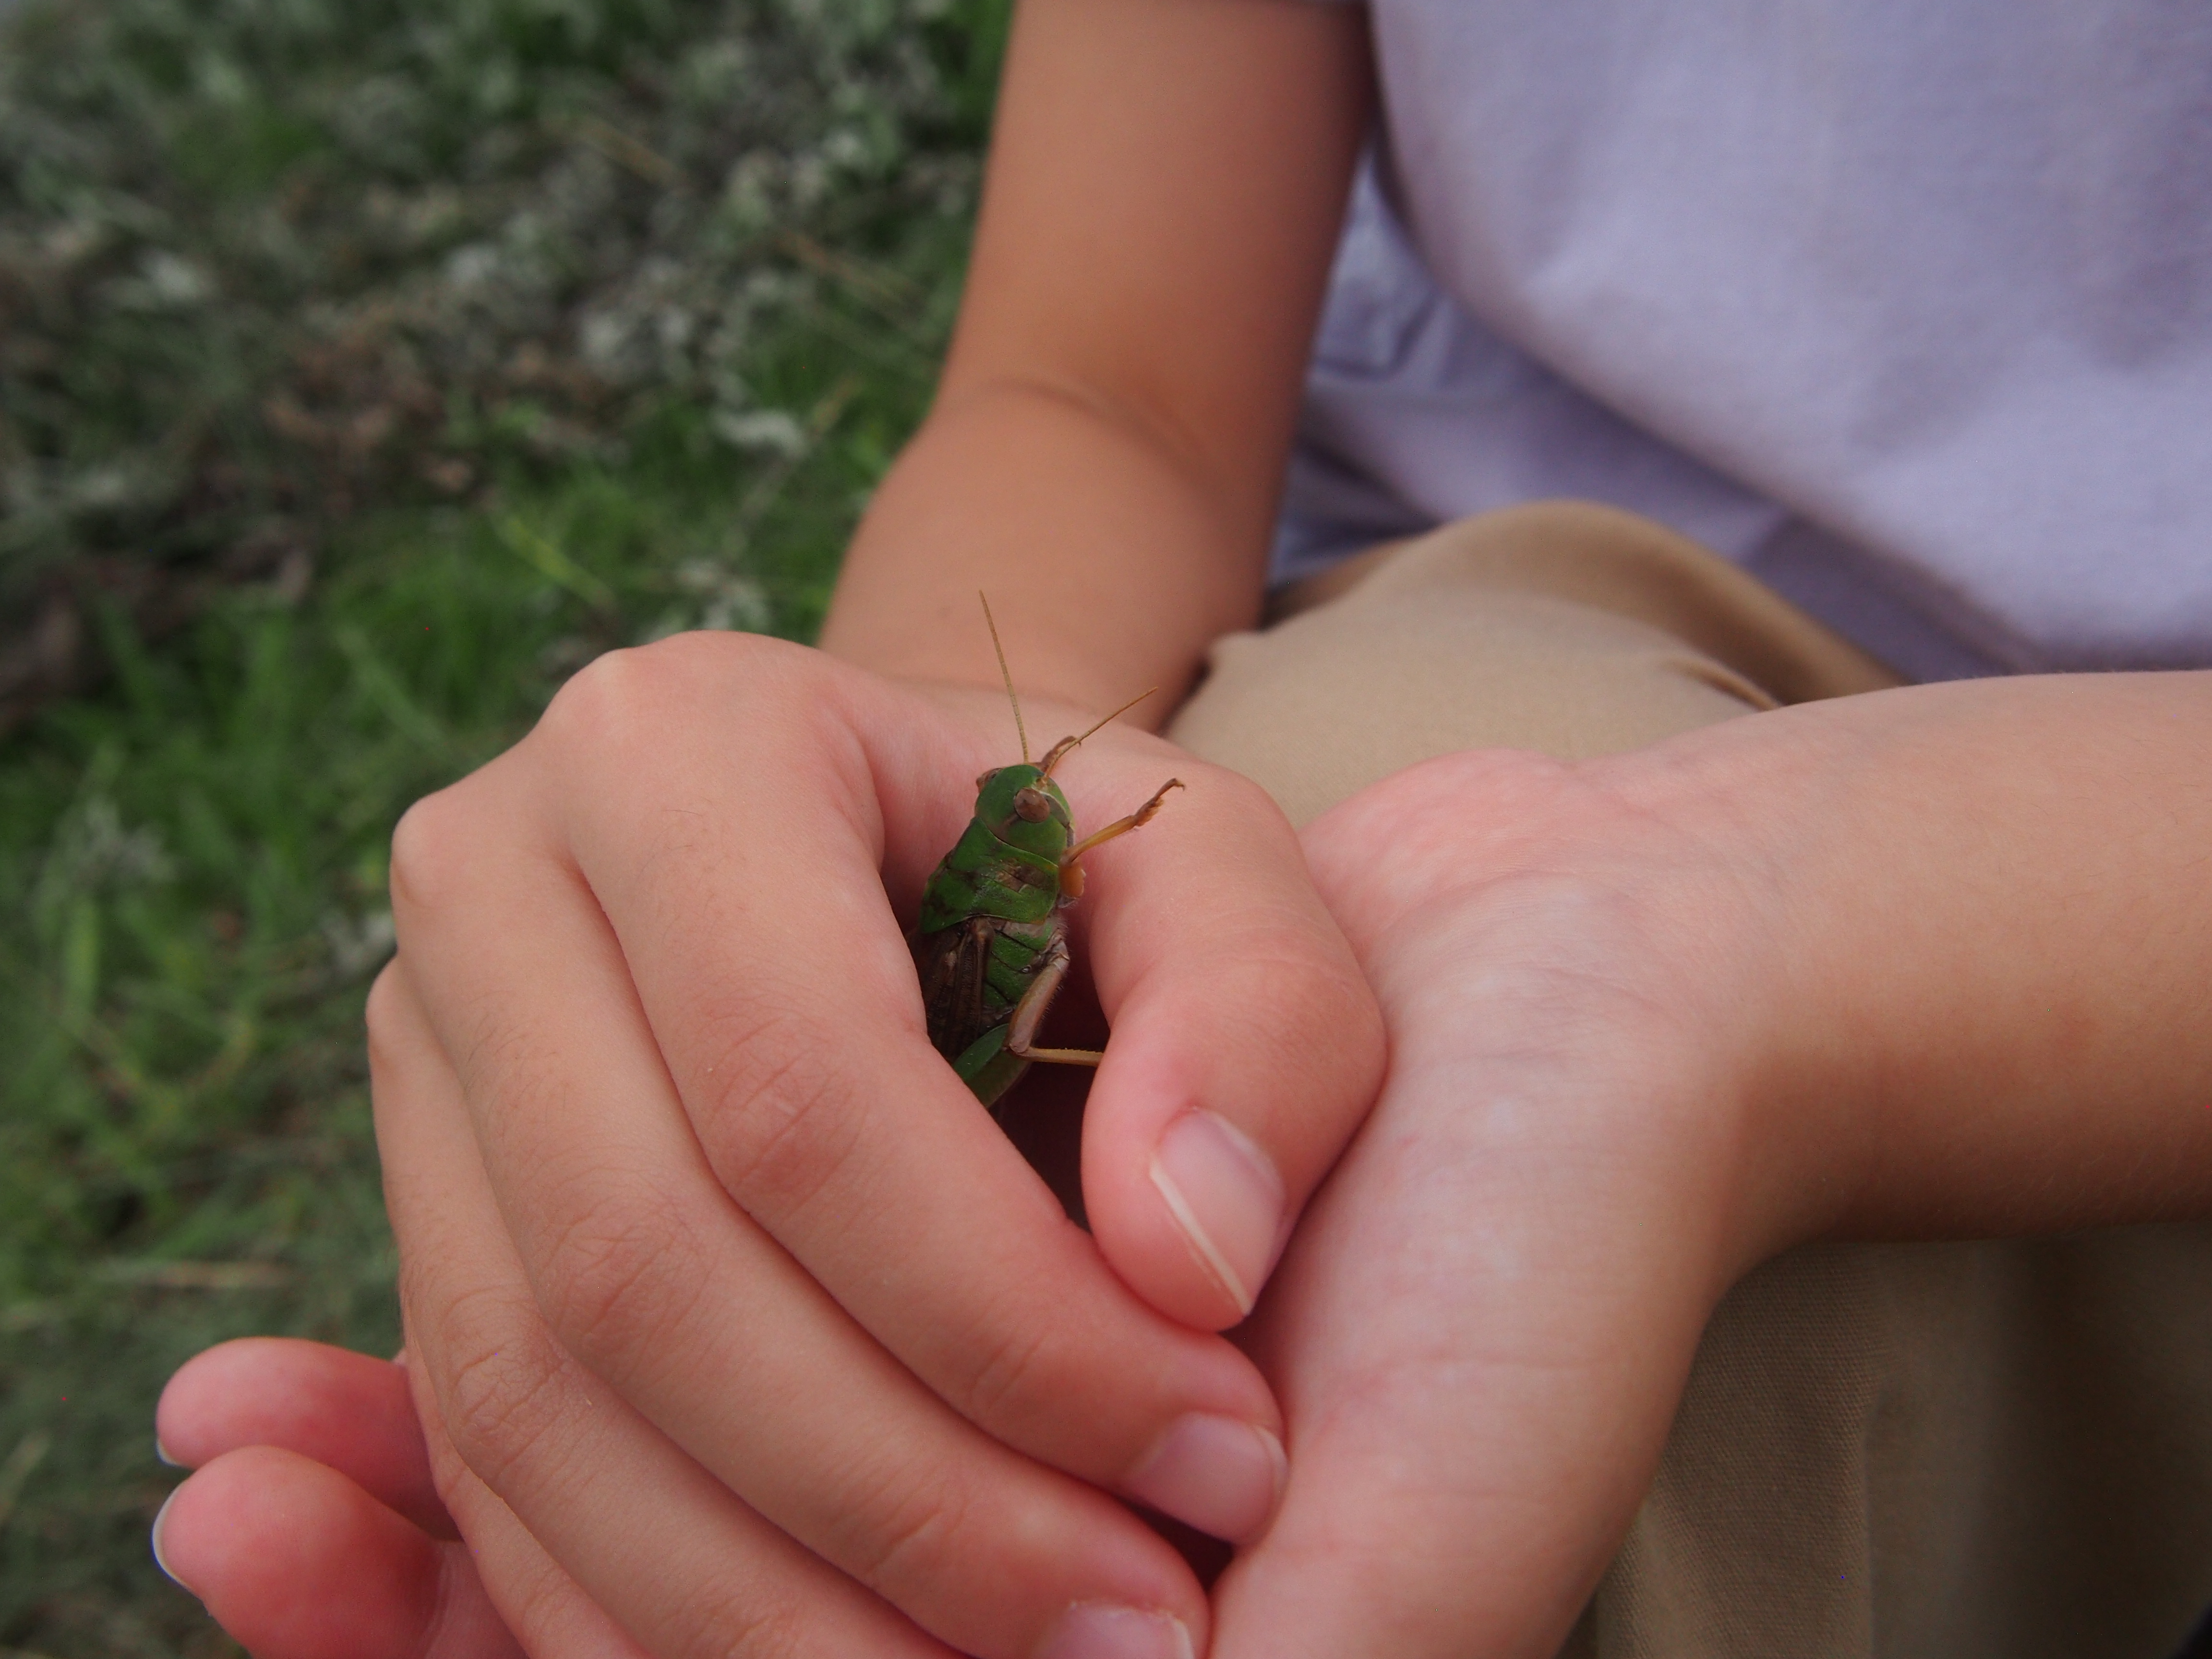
[976,768,1001,791]
[1012,786,1053,823]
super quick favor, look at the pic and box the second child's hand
[1209,748,1759,1659]
[1210,674,2212,1659]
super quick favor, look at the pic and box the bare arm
[1667,673,2212,1250]
[822,0,1373,714]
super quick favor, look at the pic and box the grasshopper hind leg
[1005,938,1104,1068]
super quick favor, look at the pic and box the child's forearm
[818,0,1372,718]
[820,375,1267,718]
[1618,673,2212,1249]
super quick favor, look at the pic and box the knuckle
[424,1286,571,1494]
[440,994,538,1108]
[731,1622,806,1659]
[956,1312,1074,1437]
[417,1412,476,1515]
[1164,924,1386,1158]
[393,1231,448,1346]
[1229,916,1382,1051]
[529,1179,708,1374]
[1293,935,1386,1056]
[538,629,794,754]
[847,1455,981,1600]
[362,962,409,1069]
[1210,924,1347,1030]
[535,642,653,751]
[401,1359,485,1524]
[387,786,473,916]
[661,1582,806,1659]
[694,1004,867,1222]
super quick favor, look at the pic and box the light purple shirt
[1280,0,2212,680]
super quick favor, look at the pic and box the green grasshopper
[910,597,1182,1114]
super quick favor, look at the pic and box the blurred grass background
[0,0,1004,1648]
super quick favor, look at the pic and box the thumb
[1071,753,1385,1331]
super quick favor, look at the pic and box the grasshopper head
[974,763,1073,859]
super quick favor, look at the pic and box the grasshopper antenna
[979,591,1029,765]
[1040,686,1156,778]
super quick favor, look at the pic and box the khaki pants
[1166,502,2212,1659]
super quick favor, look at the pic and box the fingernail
[1036,1603,1195,1659]
[1124,1413,1288,1543]
[151,1486,193,1592]
[1148,1109,1286,1317]
[155,1437,183,1468]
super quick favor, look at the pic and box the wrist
[1305,747,1807,1301]
[1469,731,1863,1277]
[818,383,1265,720]
[1593,672,2212,1250]
[1580,715,1891,1265]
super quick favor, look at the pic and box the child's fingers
[404,1389,658,1659]
[152,1447,527,1659]
[155,1340,647,1654]
[1070,755,1387,1332]
[386,633,1286,1546]
[373,958,1197,1659]
[157,1338,452,1538]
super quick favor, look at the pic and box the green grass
[0,0,1002,1648]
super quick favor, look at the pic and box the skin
[151,0,2212,1653]
[1218,684,2212,1655]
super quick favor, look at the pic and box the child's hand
[154,629,1382,1659]
[1203,746,1775,1658]
[1207,672,2212,1657]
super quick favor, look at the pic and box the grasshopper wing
[913,916,998,1064]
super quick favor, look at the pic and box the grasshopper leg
[1005,938,1104,1068]
[1058,777,1184,900]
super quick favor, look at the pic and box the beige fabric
[1173,501,1899,830]
[1165,501,2212,1659]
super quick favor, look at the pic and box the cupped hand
[1208,744,1797,1659]
[155,630,1382,1659]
